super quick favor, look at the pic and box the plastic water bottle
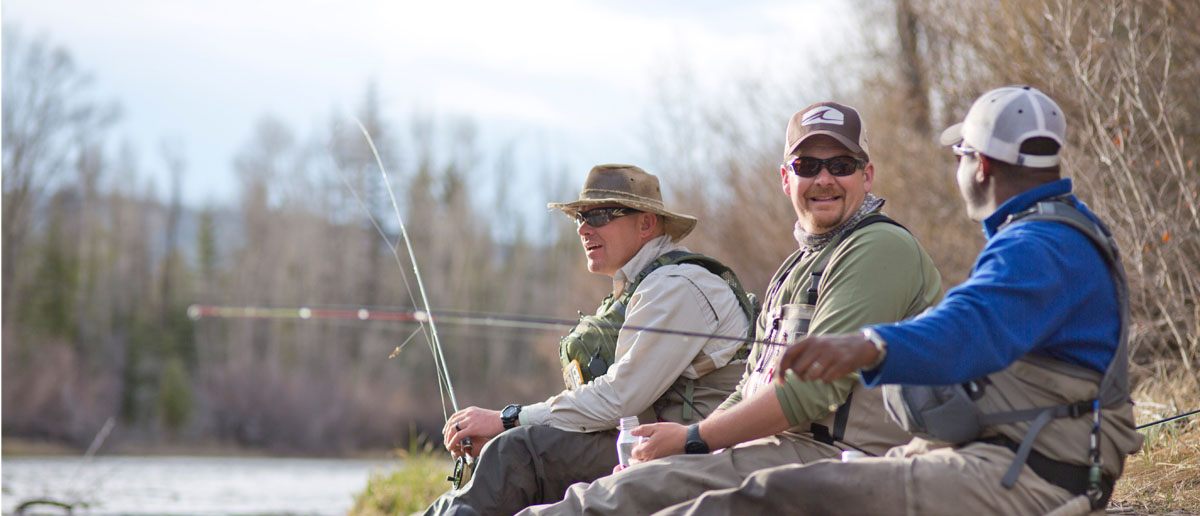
[841,450,866,462]
[616,416,641,467]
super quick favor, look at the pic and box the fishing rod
[1137,407,1200,430]
[186,303,781,348]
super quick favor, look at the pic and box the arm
[864,225,1109,385]
[639,226,936,458]
[771,224,935,423]
[781,225,1114,386]
[520,266,725,432]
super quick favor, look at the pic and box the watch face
[502,405,520,419]
[685,440,708,454]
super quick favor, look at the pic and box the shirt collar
[612,235,682,295]
[982,178,1074,238]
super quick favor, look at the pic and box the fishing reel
[448,437,475,489]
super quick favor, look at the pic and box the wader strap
[1001,408,1056,488]
[979,400,1094,426]
[683,379,695,420]
[981,434,1115,507]
[810,393,854,446]
[806,272,821,305]
[833,391,853,441]
[669,381,705,421]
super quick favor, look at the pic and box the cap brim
[784,130,865,159]
[939,123,964,146]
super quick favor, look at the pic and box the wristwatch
[684,423,710,454]
[501,404,522,430]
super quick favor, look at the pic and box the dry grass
[1110,368,1200,514]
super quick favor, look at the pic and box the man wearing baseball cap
[518,102,942,515]
[658,86,1143,515]
[424,164,753,515]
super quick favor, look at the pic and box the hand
[775,333,879,384]
[630,422,687,462]
[447,435,491,459]
[443,406,505,455]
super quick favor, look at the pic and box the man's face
[955,146,988,221]
[781,136,874,234]
[577,206,649,277]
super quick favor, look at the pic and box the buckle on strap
[979,435,1114,508]
[1065,400,1093,419]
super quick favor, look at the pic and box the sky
[3,0,844,210]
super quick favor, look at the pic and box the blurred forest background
[3,0,1197,489]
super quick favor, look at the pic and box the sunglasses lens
[826,157,859,176]
[575,208,616,228]
[791,158,822,178]
[790,157,861,177]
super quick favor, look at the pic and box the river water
[1,455,399,515]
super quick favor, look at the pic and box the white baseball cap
[939,86,1065,168]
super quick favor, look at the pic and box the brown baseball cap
[783,101,870,161]
[548,164,698,242]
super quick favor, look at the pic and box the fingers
[630,424,655,437]
[775,334,867,384]
[775,338,810,383]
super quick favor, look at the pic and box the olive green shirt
[719,216,942,428]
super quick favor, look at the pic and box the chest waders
[558,251,757,421]
[882,196,1134,509]
[758,214,907,450]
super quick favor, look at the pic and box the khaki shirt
[520,235,749,432]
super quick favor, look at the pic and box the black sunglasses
[574,207,640,228]
[786,156,865,178]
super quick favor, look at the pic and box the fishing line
[353,119,459,422]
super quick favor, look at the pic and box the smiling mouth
[809,195,842,203]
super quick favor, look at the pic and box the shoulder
[642,259,730,293]
[988,219,1106,271]
[831,218,927,268]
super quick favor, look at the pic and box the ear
[780,164,791,195]
[639,213,659,239]
[977,155,993,183]
[862,162,875,193]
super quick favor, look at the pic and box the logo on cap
[801,107,845,126]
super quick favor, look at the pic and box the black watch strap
[501,404,521,430]
[684,423,710,454]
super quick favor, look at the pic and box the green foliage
[157,357,191,434]
[24,206,79,341]
[348,453,452,516]
[197,209,218,282]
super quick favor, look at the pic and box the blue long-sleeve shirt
[862,179,1119,387]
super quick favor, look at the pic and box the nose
[577,219,594,236]
[811,166,836,185]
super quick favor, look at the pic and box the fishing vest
[558,250,757,423]
[747,213,916,456]
[881,196,1143,507]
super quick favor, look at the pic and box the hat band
[577,188,666,208]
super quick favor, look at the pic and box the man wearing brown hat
[423,164,754,516]
[516,102,943,516]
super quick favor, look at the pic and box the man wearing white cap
[424,164,753,515]
[658,86,1143,515]
[518,102,943,516]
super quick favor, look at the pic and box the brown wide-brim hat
[548,164,698,242]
